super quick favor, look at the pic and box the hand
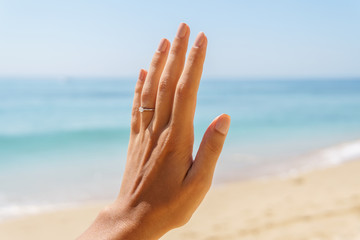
[78,23,231,240]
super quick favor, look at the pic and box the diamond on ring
[139,106,155,112]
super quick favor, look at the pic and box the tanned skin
[78,23,231,240]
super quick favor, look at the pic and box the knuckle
[185,174,211,203]
[175,82,189,99]
[187,54,196,65]
[148,134,158,146]
[141,88,152,102]
[205,141,221,154]
[130,117,136,126]
[169,47,180,57]
[150,55,163,69]
[194,170,208,185]
[130,119,139,132]
[187,48,205,65]
[193,174,212,194]
[170,41,186,56]
[134,81,144,94]
[160,134,175,151]
[187,52,199,64]
[164,134,176,148]
[166,130,186,149]
[175,81,195,101]
[131,106,138,118]
[130,114,140,133]
[158,78,171,93]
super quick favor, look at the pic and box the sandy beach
[1,159,360,240]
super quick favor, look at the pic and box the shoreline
[1,138,360,223]
[214,138,360,184]
[1,158,360,239]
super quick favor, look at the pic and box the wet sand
[1,160,360,240]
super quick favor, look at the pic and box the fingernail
[215,115,231,135]
[176,23,187,38]
[157,38,167,53]
[139,69,146,81]
[194,32,205,48]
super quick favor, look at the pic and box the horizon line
[0,75,360,81]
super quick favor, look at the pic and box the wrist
[97,201,162,240]
[98,204,141,240]
[77,203,145,240]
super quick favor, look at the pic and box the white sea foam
[305,139,360,167]
[279,139,360,178]
[220,139,360,182]
[0,203,75,222]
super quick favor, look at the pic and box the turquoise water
[1,78,360,220]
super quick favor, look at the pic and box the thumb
[190,114,231,184]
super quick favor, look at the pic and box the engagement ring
[139,106,155,112]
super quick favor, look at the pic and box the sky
[0,0,359,79]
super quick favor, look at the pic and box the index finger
[170,32,208,130]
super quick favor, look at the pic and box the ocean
[1,78,360,221]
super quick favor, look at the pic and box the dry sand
[1,160,360,240]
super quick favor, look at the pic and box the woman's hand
[78,23,230,240]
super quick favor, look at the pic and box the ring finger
[140,38,170,129]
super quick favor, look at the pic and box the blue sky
[0,0,359,78]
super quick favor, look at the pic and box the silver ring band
[139,106,155,112]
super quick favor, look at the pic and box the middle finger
[153,23,190,130]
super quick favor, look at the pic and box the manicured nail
[215,115,231,135]
[176,23,187,38]
[194,32,205,48]
[139,69,146,81]
[157,38,167,53]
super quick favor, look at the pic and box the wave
[1,138,360,221]
[304,139,360,167]
[218,138,360,182]
[0,127,130,159]
[278,139,360,178]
